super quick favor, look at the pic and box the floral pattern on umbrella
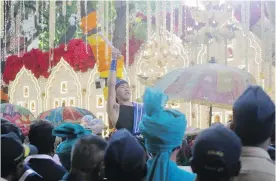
[0,103,35,136]
[38,106,96,126]
[154,63,256,109]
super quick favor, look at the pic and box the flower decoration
[3,39,96,85]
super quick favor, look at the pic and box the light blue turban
[139,88,196,181]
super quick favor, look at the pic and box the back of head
[1,133,25,178]
[191,125,242,181]
[233,86,275,146]
[29,120,56,154]
[1,118,25,143]
[104,129,147,181]
[70,135,107,181]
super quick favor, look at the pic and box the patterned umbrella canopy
[38,106,96,126]
[0,103,35,136]
[154,62,256,109]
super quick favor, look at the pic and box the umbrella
[154,61,256,126]
[0,103,35,136]
[38,106,96,126]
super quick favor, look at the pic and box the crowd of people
[1,52,275,181]
[1,85,275,181]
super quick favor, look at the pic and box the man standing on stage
[107,49,143,135]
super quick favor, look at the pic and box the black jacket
[26,155,66,181]
[19,165,43,181]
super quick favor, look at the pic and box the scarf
[139,88,196,181]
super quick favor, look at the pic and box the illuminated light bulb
[212,20,216,24]
[195,21,199,26]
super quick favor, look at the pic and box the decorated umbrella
[38,106,96,126]
[154,59,256,126]
[0,103,35,136]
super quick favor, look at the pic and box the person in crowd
[1,132,43,181]
[1,118,26,142]
[226,120,234,131]
[62,135,107,181]
[52,122,91,171]
[80,115,105,136]
[1,118,38,155]
[104,129,147,181]
[177,139,192,166]
[267,123,275,161]
[139,88,196,181]
[107,49,143,134]
[232,86,275,181]
[190,124,242,181]
[25,120,66,181]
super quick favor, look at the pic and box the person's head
[53,122,92,171]
[1,118,25,143]
[29,120,56,155]
[1,119,38,155]
[1,133,33,181]
[70,135,107,181]
[233,86,275,149]
[226,120,234,131]
[191,125,242,181]
[115,79,131,103]
[104,129,147,181]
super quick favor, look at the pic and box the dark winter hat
[233,85,275,146]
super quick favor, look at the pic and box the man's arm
[107,51,120,127]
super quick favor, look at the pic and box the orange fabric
[0,90,8,101]
[80,11,97,33]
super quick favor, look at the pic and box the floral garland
[3,39,96,84]
[122,36,144,67]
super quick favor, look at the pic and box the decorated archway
[9,67,42,116]
[44,58,82,110]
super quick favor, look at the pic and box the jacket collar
[242,146,271,160]
[24,154,55,163]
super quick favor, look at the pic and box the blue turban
[115,79,128,89]
[139,88,196,181]
[52,123,91,170]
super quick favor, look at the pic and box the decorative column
[49,0,56,71]
[126,0,129,68]
[0,0,3,39]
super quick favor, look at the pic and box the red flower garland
[122,37,144,66]
[3,39,96,84]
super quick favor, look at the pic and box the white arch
[9,67,42,113]
[44,58,82,109]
